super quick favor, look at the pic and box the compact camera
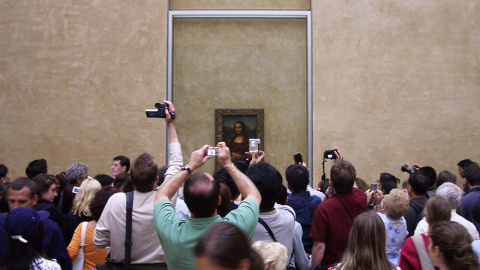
[401,164,418,174]
[324,149,337,159]
[145,103,175,119]
[206,147,219,157]
[249,139,261,154]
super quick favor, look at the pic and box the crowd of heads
[1,146,480,270]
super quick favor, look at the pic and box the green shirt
[153,198,259,270]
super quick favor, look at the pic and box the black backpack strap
[258,218,277,242]
[409,201,422,215]
[335,197,353,221]
[125,192,134,269]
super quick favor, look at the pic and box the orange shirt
[67,222,107,270]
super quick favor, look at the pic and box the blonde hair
[72,178,101,216]
[383,189,409,219]
[251,241,288,270]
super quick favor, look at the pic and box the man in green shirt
[153,142,262,270]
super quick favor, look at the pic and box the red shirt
[399,234,438,270]
[309,188,367,268]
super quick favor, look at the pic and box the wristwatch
[181,164,191,174]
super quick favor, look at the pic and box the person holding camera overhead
[310,148,368,269]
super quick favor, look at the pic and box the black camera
[145,103,175,119]
[324,149,337,159]
[401,164,418,174]
[293,152,303,164]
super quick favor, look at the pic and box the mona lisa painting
[215,109,264,164]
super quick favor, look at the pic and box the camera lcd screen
[145,109,159,118]
[249,139,260,153]
[206,147,218,156]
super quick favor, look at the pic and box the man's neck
[409,192,425,199]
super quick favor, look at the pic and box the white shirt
[94,142,183,263]
[251,204,296,256]
[414,209,479,240]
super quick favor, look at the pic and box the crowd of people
[0,101,479,270]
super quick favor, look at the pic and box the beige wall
[311,0,480,186]
[170,0,310,10]
[1,0,479,188]
[0,0,169,177]
[172,18,308,175]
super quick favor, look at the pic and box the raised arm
[161,100,182,205]
[155,145,210,204]
[164,100,178,144]
[217,142,261,205]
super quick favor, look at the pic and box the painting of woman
[225,121,249,164]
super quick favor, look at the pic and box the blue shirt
[287,191,322,254]
[461,187,480,233]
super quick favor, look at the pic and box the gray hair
[435,182,462,209]
[65,163,88,182]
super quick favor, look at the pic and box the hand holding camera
[145,101,176,120]
[249,150,265,166]
[188,145,211,172]
[216,142,233,168]
[324,147,341,160]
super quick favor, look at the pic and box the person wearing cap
[1,177,72,270]
[2,207,61,269]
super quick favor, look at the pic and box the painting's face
[234,123,243,135]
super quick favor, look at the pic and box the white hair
[251,241,288,270]
[435,182,462,209]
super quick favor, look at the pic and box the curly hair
[430,221,479,269]
[383,189,409,220]
[65,163,88,183]
[252,241,288,270]
[72,178,101,216]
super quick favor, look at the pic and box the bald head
[184,172,220,218]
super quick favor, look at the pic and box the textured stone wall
[312,0,480,185]
[1,0,478,187]
[0,1,169,176]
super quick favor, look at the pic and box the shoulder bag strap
[411,235,434,270]
[258,218,277,242]
[125,192,134,269]
[259,217,296,269]
[335,197,354,221]
[80,221,88,247]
